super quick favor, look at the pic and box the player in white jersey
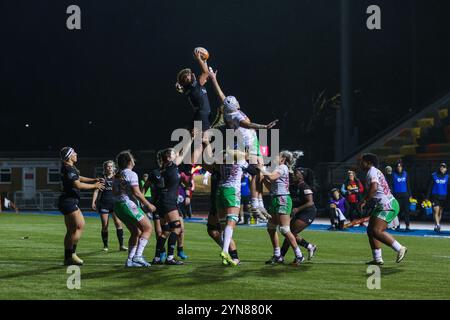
[260,151,305,265]
[113,150,156,267]
[207,69,278,221]
[202,140,245,266]
[215,153,249,266]
[359,153,408,265]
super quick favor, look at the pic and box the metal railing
[13,191,97,212]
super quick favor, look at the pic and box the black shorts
[193,112,212,131]
[58,197,80,215]
[431,195,446,208]
[98,201,114,214]
[156,199,178,218]
[293,207,317,226]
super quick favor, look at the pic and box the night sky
[1,0,450,164]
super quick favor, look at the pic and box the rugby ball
[194,47,209,61]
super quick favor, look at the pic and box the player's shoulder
[123,169,137,179]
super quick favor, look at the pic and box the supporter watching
[392,161,411,231]
[384,166,394,191]
[329,188,348,230]
[427,163,449,233]
[340,171,364,226]
[0,193,19,213]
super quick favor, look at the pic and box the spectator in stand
[392,161,411,231]
[340,171,365,226]
[385,166,394,191]
[329,188,348,230]
[427,163,449,233]
[0,193,19,213]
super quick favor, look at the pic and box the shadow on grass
[380,266,405,276]
[0,265,63,280]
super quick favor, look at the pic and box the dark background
[1,0,450,166]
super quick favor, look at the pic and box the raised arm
[195,50,209,86]
[208,69,226,102]
[240,118,279,130]
[175,136,195,166]
[260,166,281,182]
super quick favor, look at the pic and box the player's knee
[143,222,152,234]
[372,226,384,237]
[279,225,291,236]
[169,220,182,232]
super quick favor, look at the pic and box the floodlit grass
[0,213,449,299]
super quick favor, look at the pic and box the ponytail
[280,150,294,173]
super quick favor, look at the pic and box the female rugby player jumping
[175,49,213,164]
[359,153,408,265]
[260,151,305,266]
[208,69,278,221]
[92,160,127,252]
[58,147,104,266]
[113,150,155,267]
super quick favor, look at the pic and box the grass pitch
[0,213,449,300]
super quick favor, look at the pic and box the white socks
[258,198,265,209]
[251,198,259,209]
[135,237,148,257]
[294,247,303,258]
[372,248,382,261]
[274,247,281,256]
[391,241,402,252]
[128,246,137,260]
[222,225,234,254]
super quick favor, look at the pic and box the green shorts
[245,131,261,157]
[216,186,241,210]
[270,195,292,215]
[371,198,399,224]
[114,201,145,225]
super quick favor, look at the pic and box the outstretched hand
[208,68,217,81]
[266,119,279,129]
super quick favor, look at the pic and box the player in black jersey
[176,49,213,164]
[176,50,211,131]
[92,160,127,252]
[58,147,104,266]
[152,143,193,265]
[275,168,318,264]
[147,167,170,262]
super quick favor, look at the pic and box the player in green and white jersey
[261,151,305,266]
[359,153,408,265]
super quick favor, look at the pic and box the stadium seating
[366,103,450,165]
